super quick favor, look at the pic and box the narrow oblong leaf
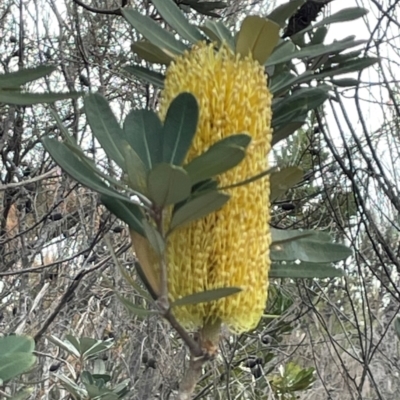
[270,239,353,263]
[0,354,36,383]
[267,40,296,66]
[162,92,198,165]
[331,78,360,87]
[236,16,280,65]
[84,93,125,170]
[55,374,85,399]
[130,230,162,298]
[272,122,304,146]
[115,257,152,301]
[267,0,305,28]
[271,228,332,244]
[266,39,367,66]
[42,137,132,204]
[122,8,187,58]
[0,65,56,89]
[313,7,369,29]
[172,287,242,307]
[187,0,227,17]
[147,163,192,207]
[169,191,230,231]
[270,167,303,202]
[124,65,165,88]
[124,144,148,193]
[320,57,379,78]
[184,134,251,184]
[151,0,204,43]
[0,335,34,355]
[131,41,173,65]
[47,335,80,358]
[142,219,165,256]
[101,194,145,237]
[201,20,235,49]
[117,288,158,319]
[311,26,328,45]
[123,109,163,170]
[0,91,82,105]
[272,87,329,129]
[270,262,344,278]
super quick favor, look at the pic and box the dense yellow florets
[159,42,272,333]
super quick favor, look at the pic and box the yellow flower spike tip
[158,42,273,334]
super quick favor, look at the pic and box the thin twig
[71,0,126,16]
[0,169,58,191]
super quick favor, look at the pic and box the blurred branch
[71,0,127,16]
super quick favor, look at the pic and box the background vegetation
[0,0,399,398]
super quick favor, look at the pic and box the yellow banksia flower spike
[158,42,273,334]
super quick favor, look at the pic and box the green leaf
[82,339,113,360]
[270,239,353,263]
[266,39,367,66]
[0,336,36,383]
[271,228,332,244]
[320,57,379,78]
[331,78,360,87]
[270,262,344,278]
[0,353,36,383]
[47,335,80,358]
[270,167,303,202]
[272,122,304,146]
[56,373,86,399]
[169,191,229,231]
[147,163,191,206]
[172,287,242,307]
[42,137,132,204]
[0,91,82,105]
[131,41,173,64]
[192,178,219,194]
[219,167,274,190]
[124,144,148,193]
[162,92,198,165]
[122,8,187,58]
[0,65,56,89]
[200,20,235,50]
[327,49,363,65]
[311,26,328,45]
[395,317,400,340]
[115,258,152,301]
[101,194,145,237]
[116,293,158,319]
[289,8,369,42]
[267,0,305,28]
[267,40,296,66]
[142,219,165,256]
[84,93,125,170]
[184,134,251,184]
[0,335,34,355]
[65,335,81,353]
[272,87,329,129]
[314,7,368,29]
[123,109,163,169]
[130,231,162,299]
[124,65,165,88]
[187,1,227,17]
[236,16,280,65]
[151,0,204,43]
[270,70,314,96]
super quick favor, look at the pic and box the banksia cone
[158,43,273,334]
